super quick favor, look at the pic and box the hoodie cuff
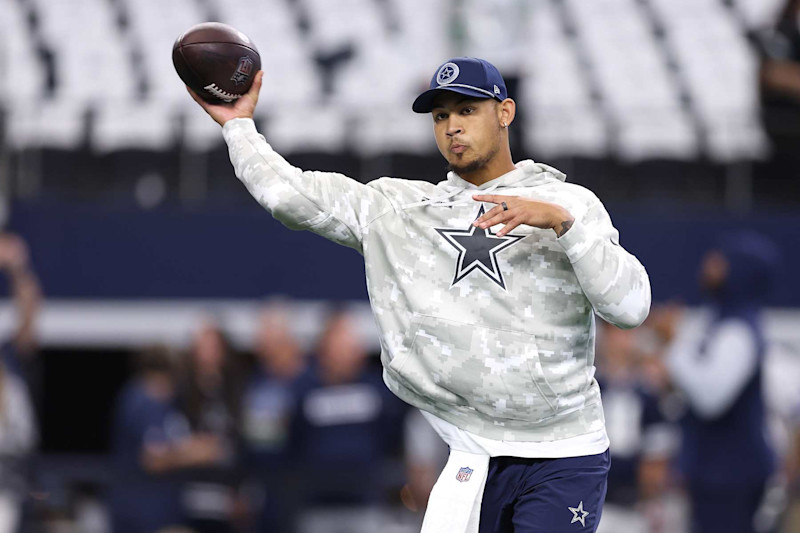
[556,218,594,263]
[222,117,258,142]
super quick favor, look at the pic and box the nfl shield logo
[231,57,254,85]
[456,466,473,482]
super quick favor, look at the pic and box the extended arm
[188,72,391,251]
[472,192,650,328]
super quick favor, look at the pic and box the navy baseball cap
[412,57,508,113]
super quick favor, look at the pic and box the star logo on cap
[568,501,589,527]
[435,205,525,290]
[436,62,460,85]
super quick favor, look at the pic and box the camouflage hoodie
[223,118,651,443]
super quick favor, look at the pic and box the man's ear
[497,98,516,128]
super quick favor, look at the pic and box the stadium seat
[461,0,527,71]
[182,106,226,152]
[523,105,609,159]
[7,99,86,150]
[267,105,348,153]
[0,0,771,163]
[91,100,176,153]
[0,0,47,102]
[652,0,766,160]
[732,0,785,29]
[123,0,207,106]
[351,108,433,157]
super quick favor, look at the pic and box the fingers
[496,219,522,237]
[251,70,264,98]
[472,203,523,237]
[472,194,507,204]
[240,70,263,106]
[473,203,503,222]
[186,86,206,107]
[473,204,509,228]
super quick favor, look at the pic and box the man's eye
[434,113,447,121]
[462,107,475,114]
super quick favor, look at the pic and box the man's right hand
[187,70,264,127]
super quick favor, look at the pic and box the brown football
[172,22,261,103]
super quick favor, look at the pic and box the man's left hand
[472,194,575,237]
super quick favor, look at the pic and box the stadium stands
[0,0,784,162]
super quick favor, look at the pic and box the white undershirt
[420,410,609,459]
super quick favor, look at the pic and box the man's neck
[460,152,516,187]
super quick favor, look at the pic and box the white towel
[421,449,490,533]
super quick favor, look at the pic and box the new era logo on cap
[412,57,508,113]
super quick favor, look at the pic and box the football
[172,22,261,103]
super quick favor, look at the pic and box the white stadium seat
[7,99,86,150]
[91,100,176,152]
[0,0,771,161]
[267,105,348,153]
[352,108,433,157]
[0,0,47,102]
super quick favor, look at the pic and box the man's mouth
[450,143,467,154]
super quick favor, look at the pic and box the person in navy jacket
[656,230,781,533]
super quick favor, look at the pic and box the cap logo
[436,62,460,85]
[494,85,501,95]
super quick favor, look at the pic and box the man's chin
[447,158,482,176]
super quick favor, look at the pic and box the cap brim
[412,86,496,113]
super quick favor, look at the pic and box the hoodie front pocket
[389,314,559,422]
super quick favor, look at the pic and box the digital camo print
[222,118,651,443]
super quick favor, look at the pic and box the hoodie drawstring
[401,182,502,211]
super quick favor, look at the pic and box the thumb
[248,70,263,101]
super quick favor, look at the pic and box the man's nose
[446,121,463,137]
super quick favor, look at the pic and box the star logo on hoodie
[436,205,525,290]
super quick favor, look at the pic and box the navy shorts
[478,450,610,533]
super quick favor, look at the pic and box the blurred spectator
[177,318,245,533]
[595,322,679,533]
[0,232,40,531]
[757,0,800,201]
[241,301,306,533]
[656,231,782,533]
[782,406,800,532]
[0,349,37,532]
[0,233,41,370]
[400,409,448,519]
[290,308,405,533]
[109,345,187,533]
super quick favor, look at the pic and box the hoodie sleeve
[222,118,392,252]
[556,193,651,329]
[665,318,759,420]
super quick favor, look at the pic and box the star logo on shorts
[435,205,525,290]
[568,501,589,527]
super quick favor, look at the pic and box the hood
[445,159,567,190]
[706,230,781,318]
[402,160,567,211]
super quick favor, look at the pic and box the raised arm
[188,72,392,252]
[554,195,651,328]
[472,192,651,328]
